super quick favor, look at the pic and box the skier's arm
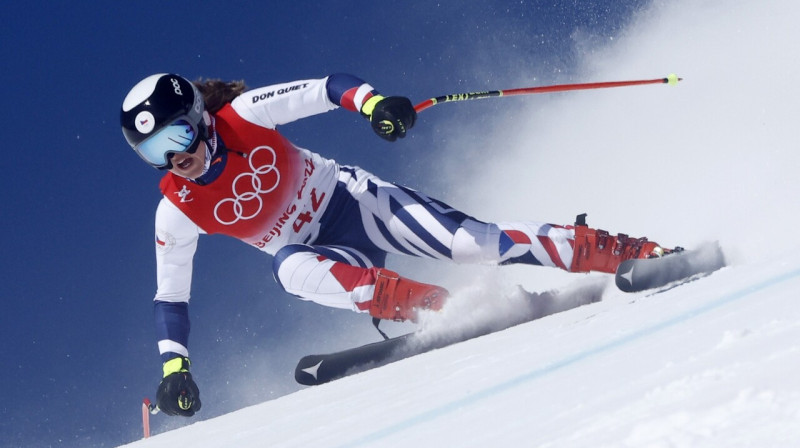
[151,198,203,416]
[153,198,200,363]
[230,73,384,127]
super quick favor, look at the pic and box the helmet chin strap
[201,144,212,176]
[200,114,218,177]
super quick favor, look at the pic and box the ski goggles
[133,118,201,169]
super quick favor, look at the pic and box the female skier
[121,73,669,416]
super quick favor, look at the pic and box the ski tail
[295,333,421,386]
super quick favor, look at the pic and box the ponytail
[193,78,248,114]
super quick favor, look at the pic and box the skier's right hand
[156,357,202,417]
[360,95,416,141]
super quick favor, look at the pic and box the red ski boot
[570,215,670,274]
[369,269,449,322]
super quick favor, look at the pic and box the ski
[615,242,726,292]
[295,280,606,386]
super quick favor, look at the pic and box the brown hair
[193,78,248,114]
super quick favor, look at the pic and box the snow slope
[123,0,800,446]
[124,254,800,447]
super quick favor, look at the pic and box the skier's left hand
[361,95,416,141]
[156,357,202,417]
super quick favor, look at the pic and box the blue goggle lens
[134,119,198,168]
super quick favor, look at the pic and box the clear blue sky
[0,2,646,446]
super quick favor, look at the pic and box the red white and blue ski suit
[153,74,576,362]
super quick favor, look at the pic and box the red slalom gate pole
[413,74,682,113]
[142,399,151,438]
[142,397,159,439]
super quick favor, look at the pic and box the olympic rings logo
[214,146,280,225]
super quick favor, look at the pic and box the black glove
[361,95,416,141]
[156,357,202,417]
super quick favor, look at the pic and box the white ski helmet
[121,74,206,169]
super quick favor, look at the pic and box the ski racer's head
[121,74,207,174]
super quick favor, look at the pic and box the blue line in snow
[336,267,800,448]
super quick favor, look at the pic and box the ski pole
[413,74,681,113]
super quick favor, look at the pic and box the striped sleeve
[325,73,379,113]
[154,301,190,362]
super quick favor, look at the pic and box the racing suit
[152,74,575,362]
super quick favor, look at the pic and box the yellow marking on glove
[379,120,395,134]
[162,357,190,377]
[178,393,192,410]
[361,95,385,117]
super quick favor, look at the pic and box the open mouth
[176,157,193,170]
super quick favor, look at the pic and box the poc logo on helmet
[171,78,183,96]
